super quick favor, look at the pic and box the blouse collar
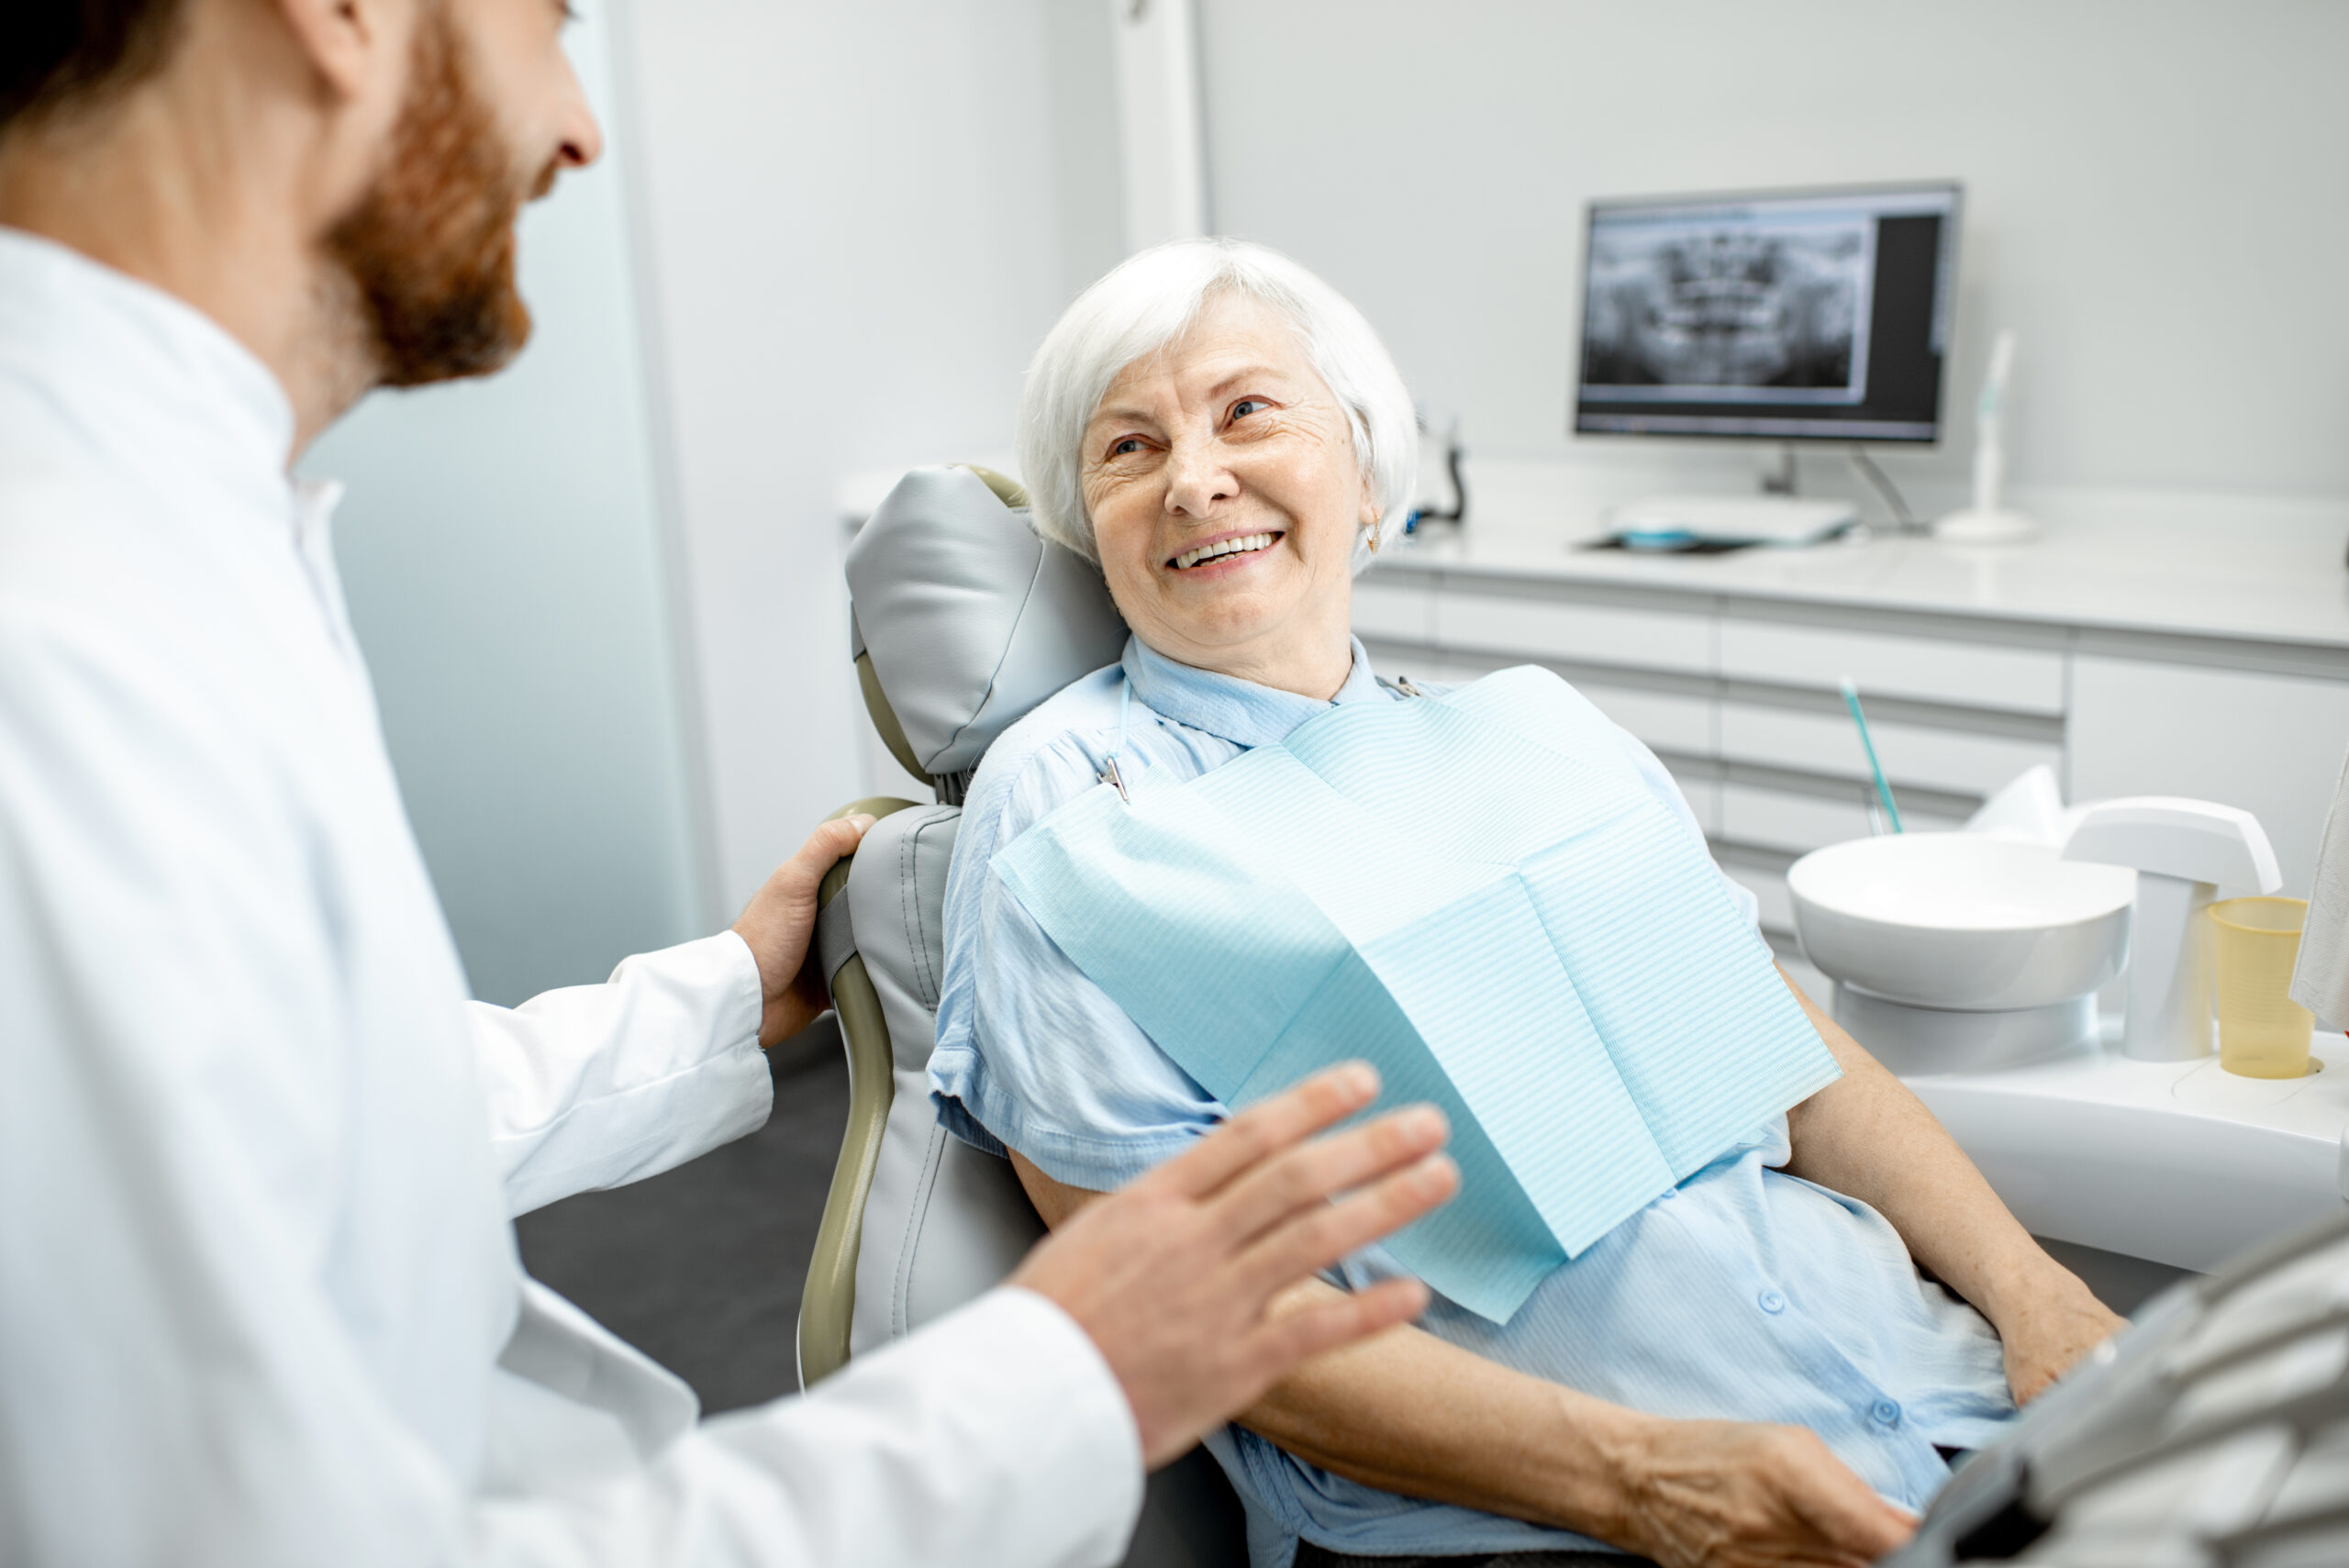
[1119,632,1391,751]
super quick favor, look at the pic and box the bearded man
[0,5,1461,1566]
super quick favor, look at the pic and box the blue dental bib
[992,665,1839,1322]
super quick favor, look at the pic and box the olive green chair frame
[796,794,919,1389]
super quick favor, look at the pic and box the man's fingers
[1142,1063,1381,1199]
[801,813,874,868]
[767,813,874,901]
[1248,1276,1431,1373]
[1209,1103,1449,1244]
[1235,1151,1459,1296]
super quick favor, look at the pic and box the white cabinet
[1718,704,2064,796]
[1721,861,1796,935]
[1720,619,2065,715]
[1356,564,2349,910]
[1575,682,1713,756]
[2069,657,2349,899]
[1432,587,1710,673]
[1672,775,1722,838]
[1352,577,1435,643]
[1718,784,1968,857]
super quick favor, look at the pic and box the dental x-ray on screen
[1575,183,1961,443]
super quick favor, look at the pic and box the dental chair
[797,465,1248,1566]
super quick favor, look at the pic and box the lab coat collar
[0,226,297,513]
[1119,630,1388,751]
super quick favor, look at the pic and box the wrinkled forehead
[1085,290,1324,428]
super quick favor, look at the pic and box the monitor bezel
[1569,178,1965,448]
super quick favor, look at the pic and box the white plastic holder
[2062,798,2284,1061]
[1936,329,2037,545]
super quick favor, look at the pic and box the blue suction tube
[1839,677,1904,834]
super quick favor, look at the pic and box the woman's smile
[1169,528,1285,573]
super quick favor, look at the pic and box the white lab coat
[0,228,1141,1568]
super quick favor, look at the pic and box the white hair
[1017,238,1417,575]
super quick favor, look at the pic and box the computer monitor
[1574,182,1961,445]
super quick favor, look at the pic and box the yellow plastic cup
[2210,896,2314,1079]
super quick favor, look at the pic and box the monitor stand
[1608,445,1860,549]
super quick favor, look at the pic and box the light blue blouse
[930,636,2015,1567]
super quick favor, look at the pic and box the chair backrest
[845,464,1125,796]
[801,468,1247,1564]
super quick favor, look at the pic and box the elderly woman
[929,239,2123,1568]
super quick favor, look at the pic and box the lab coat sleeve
[473,931,776,1217]
[474,1287,1146,1568]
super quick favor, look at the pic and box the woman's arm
[1776,971,2127,1403]
[1014,1152,1917,1568]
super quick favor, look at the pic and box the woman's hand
[730,814,875,1047]
[1986,1264,2128,1406]
[1608,1415,1919,1568]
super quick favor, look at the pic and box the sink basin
[1789,834,2137,1071]
[1791,833,2136,1009]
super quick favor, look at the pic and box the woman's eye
[1229,398,1270,421]
[1109,436,1149,457]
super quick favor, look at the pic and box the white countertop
[1371,468,2349,651]
[1905,1029,2349,1273]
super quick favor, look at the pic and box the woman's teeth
[1173,532,1279,571]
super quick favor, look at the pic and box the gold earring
[1366,512,1383,553]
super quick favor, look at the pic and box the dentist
[0,4,1458,1566]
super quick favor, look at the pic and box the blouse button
[1757,1288,1787,1315]
[1871,1399,1903,1427]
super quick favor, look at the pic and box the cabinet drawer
[1352,578,1435,643]
[1719,705,2060,796]
[1577,682,1714,756]
[1673,775,1721,837]
[1720,620,2064,714]
[1434,589,1710,673]
[1718,784,1968,856]
[1720,862,1795,935]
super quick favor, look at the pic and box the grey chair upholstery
[803,467,1245,1566]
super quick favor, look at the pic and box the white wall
[1196,0,2349,506]
[618,0,1119,910]
[305,8,702,1006]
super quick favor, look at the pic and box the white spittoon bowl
[1788,833,2137,1073]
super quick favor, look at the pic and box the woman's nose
[1163,440,1235,517]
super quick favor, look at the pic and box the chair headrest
[846,465,1127,780]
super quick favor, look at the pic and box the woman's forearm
[1776,971,2097,1328]
[1009,1145,1921,1562]
[1011,1150,1644,1535]
[1241,1278,1646,1535]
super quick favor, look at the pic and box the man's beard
[324,8,551,388]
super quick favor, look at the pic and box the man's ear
[272,0,397,101]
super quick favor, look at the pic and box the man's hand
[731,814,875,1047]
[1608,1416,1919,1568]
[1008,1063,1458,1469]
[1987,1265,2128,1406]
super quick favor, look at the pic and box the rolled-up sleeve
[930,734,1223,1195]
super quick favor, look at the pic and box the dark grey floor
[514,1017,850,1415]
